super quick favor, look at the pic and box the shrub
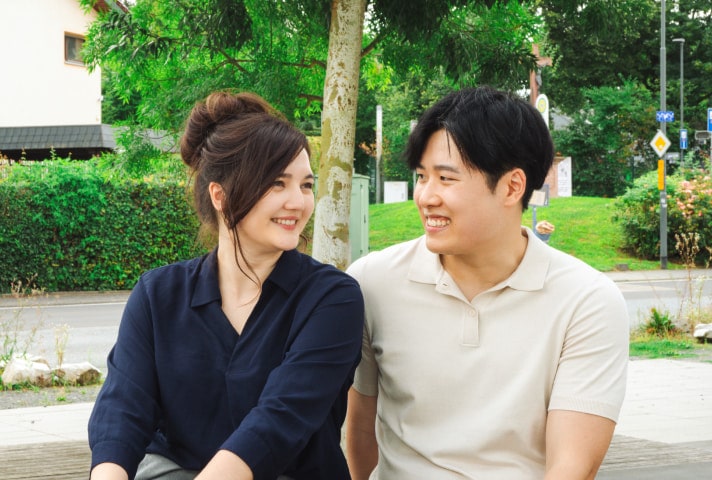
[614,168,712,264]
[642,308,679,337]
[0,158,205,293]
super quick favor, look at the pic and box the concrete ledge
[0,441,90,479]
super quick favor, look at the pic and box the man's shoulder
[545,247,620,294]
[348,236,424,276]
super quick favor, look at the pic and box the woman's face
[236,148,314,255]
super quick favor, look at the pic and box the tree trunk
[312,0,367,269]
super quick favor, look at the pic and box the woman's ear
[208,182,225,211]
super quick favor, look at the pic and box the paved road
[1,269,711,373]
[0,292,128,371]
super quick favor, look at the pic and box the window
[65,34,85,66]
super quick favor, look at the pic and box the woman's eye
[272,180,285,188]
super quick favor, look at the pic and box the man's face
[413,129,510,257]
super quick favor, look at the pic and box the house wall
[0,0,102,127]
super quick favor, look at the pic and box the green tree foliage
[540,0,712,132]
[666,0,712,133]
[540,0,658,113]
[81,0,541,267]
[552,80,658,197]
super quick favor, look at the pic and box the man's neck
[440,228,528,301]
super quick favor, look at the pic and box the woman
[88,92,364,480]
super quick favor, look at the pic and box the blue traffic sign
[657,111,675,123]
[680,129,688,149]
[708,108,712,132]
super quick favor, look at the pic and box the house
[0,0,127,160]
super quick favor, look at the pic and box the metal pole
[659,0,668,269]
[376,104,382,204]
[673,38,685,162]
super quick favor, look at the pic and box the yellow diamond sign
[650,130,671,158]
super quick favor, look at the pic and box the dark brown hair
[181,91,309,234]
[180,91,310,275]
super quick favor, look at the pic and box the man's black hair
[404,86,554,209]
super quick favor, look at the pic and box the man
[345,86,628,479]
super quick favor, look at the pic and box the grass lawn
[368,196,671,272]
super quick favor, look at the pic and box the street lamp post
[673,38,685,162]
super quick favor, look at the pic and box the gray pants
[135,454,198,480]
[135,453,294,480]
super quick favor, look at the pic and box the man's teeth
[274,219,297,225]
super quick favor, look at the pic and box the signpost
[650,129,671,269]
[656,110,675,123]
[680,129,688,150]
[536,94,550,128]
[708,108,712,132]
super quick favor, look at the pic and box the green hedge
[615,168,712,264]
[0,160,206,293]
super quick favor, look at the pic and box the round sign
[536,94,549,114]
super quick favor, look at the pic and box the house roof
[0,125,116,152]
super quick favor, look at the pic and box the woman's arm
[89,462,129,480]
[196,450,253,480]
[221,274,365,478]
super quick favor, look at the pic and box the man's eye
[302,182,314,190]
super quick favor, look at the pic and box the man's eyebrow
[415,164,462,174]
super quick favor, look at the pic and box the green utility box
[313,173,370,263]
[350,174,370,262]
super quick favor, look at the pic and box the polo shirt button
[468,309,476,317]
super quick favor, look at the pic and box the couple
[89,86,628,480]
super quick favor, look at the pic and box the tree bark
[312,0,367,269]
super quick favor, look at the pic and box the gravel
[0,383,102,409]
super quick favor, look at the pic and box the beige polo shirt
[347,229,629,479]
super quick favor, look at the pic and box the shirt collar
[191,248,304,307]
[406,227,550,293]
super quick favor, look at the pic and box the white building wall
[0,0,102,127]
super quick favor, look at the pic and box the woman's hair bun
[181,91,281,169]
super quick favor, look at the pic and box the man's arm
[544,409,615,480]
[346,387,378,480]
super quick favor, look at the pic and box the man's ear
[208,182,225,211]
[503,168,526,206]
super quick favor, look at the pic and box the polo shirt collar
[191,248,304,308]
[506,227,550,291]
[406,227,550,292]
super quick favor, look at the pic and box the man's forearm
[346,427,378,480]
[346,388,378,480]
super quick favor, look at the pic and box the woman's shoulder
[136,253,212,292]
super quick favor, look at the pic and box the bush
[0,159,205,293]
[615,168,712,264]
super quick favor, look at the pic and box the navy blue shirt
[88,249,364,479]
